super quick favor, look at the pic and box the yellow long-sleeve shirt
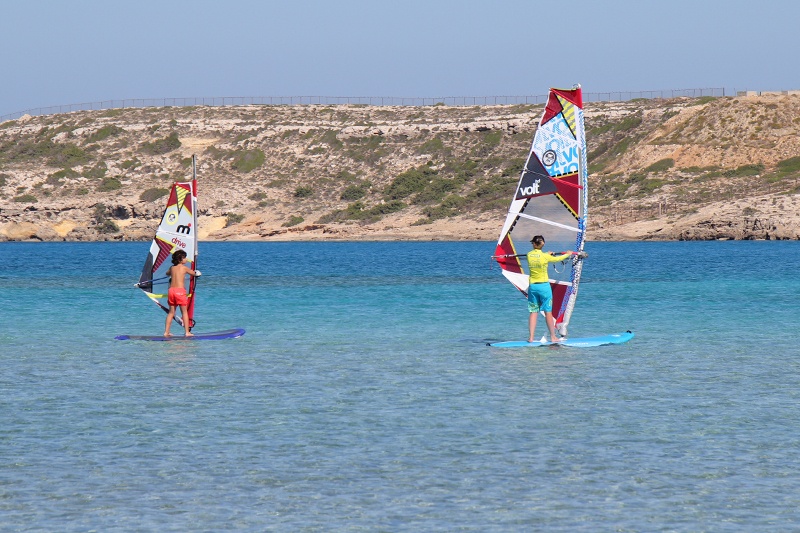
[526,249,572,283]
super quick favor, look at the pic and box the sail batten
[516,213,582,232]
[494,85,588,337]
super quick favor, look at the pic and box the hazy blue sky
[2,0,797,116]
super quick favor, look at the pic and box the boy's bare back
[167,264,195,289]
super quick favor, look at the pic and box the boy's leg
[545,312,560,342]
[180,305,193,336]
[164,305,176,336]
[528,312,538,343]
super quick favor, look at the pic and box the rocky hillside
[1,93,800,242]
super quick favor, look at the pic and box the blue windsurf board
[489,331,633,348]
[115,328,245,341]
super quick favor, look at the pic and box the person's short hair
[531,235,545,245]
[171,250,188,265]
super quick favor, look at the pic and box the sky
[1,0,798,117]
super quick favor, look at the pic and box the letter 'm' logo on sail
[176,224,192,235]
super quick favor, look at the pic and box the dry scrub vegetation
[1,93,800,241]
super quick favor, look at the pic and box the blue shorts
[527,282,553,313]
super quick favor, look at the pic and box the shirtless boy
[164,249,201,337]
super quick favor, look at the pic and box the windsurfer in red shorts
[164,249,201,337]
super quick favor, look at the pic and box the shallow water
[1,240,799,531]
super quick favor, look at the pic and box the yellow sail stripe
[155,234,179,251]
[175,187,189,213]
[557,95,577,139]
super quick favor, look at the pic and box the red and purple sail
[494,85,588,336]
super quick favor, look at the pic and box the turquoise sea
[2,240,800,531]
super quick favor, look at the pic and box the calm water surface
[1,241,799,531]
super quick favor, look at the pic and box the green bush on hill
[369,200,405,216]
[412,177,458,205]
[644,158,675,173]
[417,194,466,223]
[232,149,266,173]
[694,96,717,105]
[82,162,108,180]
[499,158,525,178]
[294,186,313,198]
[249,191,268,201]
[482,131,503,147]
[282,215,304,227]
[462,175,518,212]
[96,220,120,234]
[86,125,123,144]
[777,156,800,174]
[345,136,384,163]
[337,170,358,181]
[590,114,643,136]
[98,176,122,192]
[680,165,721,173]
[418,137,444,155]
[121,158,140,170]
[226,213,244,227]
[615,112,643,131]
[318,200,406,224]
[341,183,369,201]
[319,130,343,149]
[140,132,181,155]
[723,164,763,178]
[609,137,634,157]
[384,165,438,200]
[47,169,79,187]
[92,203,120,234]
[49,144,91,168]
[140,188,169,202]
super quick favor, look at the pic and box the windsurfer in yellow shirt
[526,235,580,343]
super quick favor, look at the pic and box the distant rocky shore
[2,92,800,242]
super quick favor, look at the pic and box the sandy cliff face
[1,93,799,242]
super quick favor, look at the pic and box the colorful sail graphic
[494,85,588,336]
[137,178,199,328]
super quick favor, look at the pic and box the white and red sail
[137,174,199,329]
[494,85,588,336]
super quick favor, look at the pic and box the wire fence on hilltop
[0,88,730,122]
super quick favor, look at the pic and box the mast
[187,154,199,329]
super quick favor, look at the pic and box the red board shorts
[168,287,189,306]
